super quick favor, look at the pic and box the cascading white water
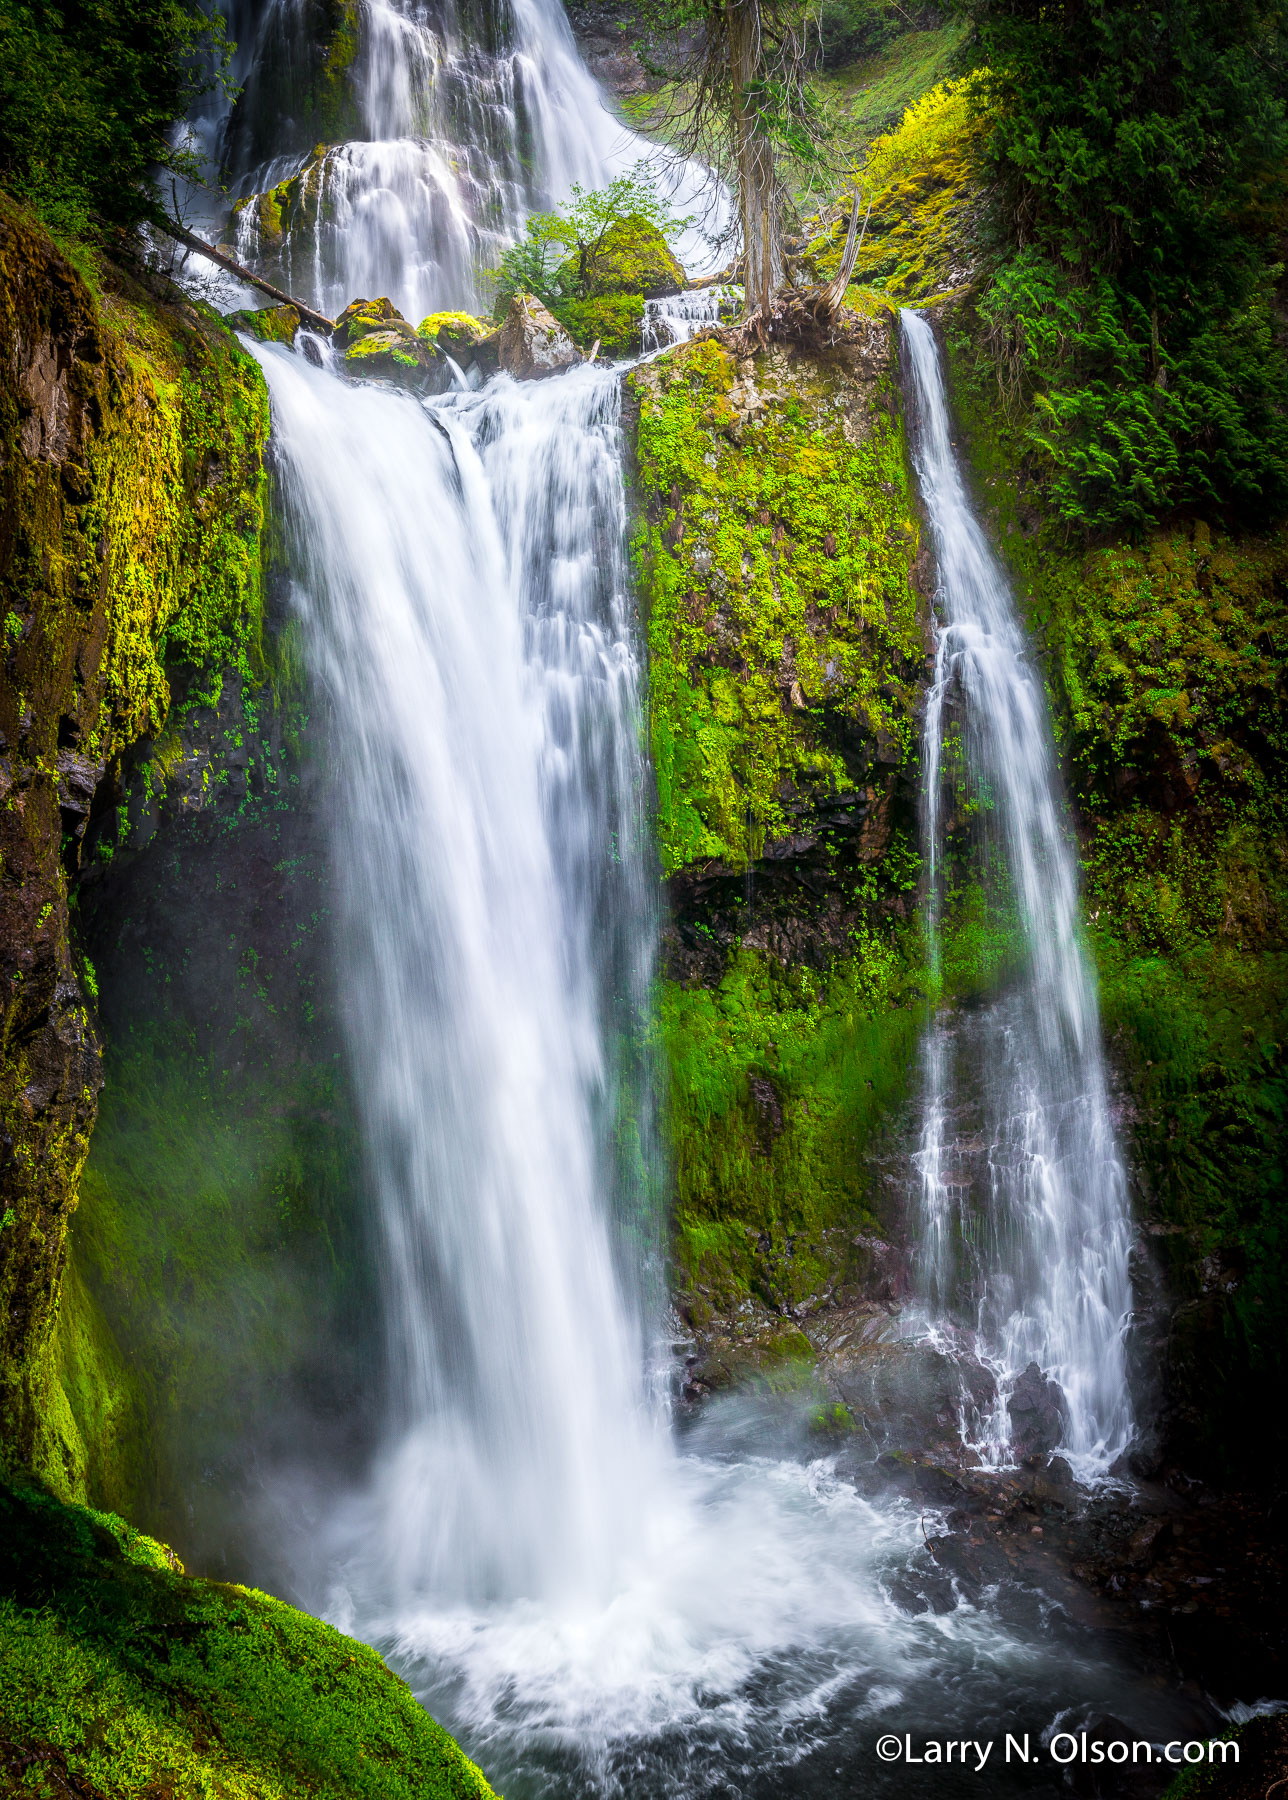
[901,308,1135,1466]
[251,347,668,1608]
[215,0,723,320]
[233,314,1190,1800]
[642,286,737,350]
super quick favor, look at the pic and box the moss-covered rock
[226,303,301,345]
[333,295,407,348]
[0,198,270,1490]
[628,320,933,1328]
[559,214,684,300]
[0,1480,495,1800]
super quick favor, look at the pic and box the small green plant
[487,161,691,313]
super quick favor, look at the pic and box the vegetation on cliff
[0,0,227,241]
[0,197,270,1492]
[953,0,1288,532]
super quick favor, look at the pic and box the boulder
[417,310,501,378]
[558,215,684,300]
[225,304,300,346]
[342,327,440,389]
[333,296,415,350]
[497,294,582,379]
[1006,1361,1066,1461]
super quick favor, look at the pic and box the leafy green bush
[0,0,227,240]
[489,162,690,316]
[956,0,1288,532]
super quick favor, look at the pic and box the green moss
[630,335,923,875]
[553,292,646,357]
[415,310,491,345]
[53,1023,366,1528]
[665,941,924,1319]
[556,214,684,300]
[227,303,301,345]
[0,201,270,1483]
[0,1480,495,1800]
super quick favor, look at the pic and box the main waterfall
[901,309,1135,1465]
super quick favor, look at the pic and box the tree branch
[154,217,336,334]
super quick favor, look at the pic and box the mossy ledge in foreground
[0,1480,496,1800]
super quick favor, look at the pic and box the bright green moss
[806,78,987,310]
[554,292,646,357]
[664,939,925,1320]
[0,1481,495,1800]
[630,335,923,875]
[415,310,490,344]
[556,214,683,300]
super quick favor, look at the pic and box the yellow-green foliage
[665,943,925,1319]
[82,292,269,741]
[0,1481,494,1800]
[630,335,922,875]
[808,79,986,307]
[809,24,969,157]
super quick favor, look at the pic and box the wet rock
[332,296,404,349]
[498,293,582,379]
[225,304,300,345]
[1007,1361,1066,1461]
[826,1322,998,1461]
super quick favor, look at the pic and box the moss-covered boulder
[416,311,501,376]
[0,1480,495,1800]
[333,295,408,348]
[226,303,301,345]
[561,214,684,300]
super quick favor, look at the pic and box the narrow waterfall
[901,309,1135,1465]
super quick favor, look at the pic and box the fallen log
[154,217,336,334]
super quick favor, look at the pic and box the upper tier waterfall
[202,0,719,319]
[901,308,1135,1466]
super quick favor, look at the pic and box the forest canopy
[0,0,225,240]
[953,0,1288,531]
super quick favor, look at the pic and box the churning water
[901,311,1135,1467]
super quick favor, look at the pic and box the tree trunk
[726,0,781,324]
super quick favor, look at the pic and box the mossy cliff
[626,320,933,1334]
[0,197,269,1491]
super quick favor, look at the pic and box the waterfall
[202,2,1198,1785]
[250,344,668,1607]
[900,308,1135,1465]
[211,0,722,321]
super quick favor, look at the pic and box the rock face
[1007,1362,1066,1460]
[0,196,269,1491]
[497,293,582,378]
